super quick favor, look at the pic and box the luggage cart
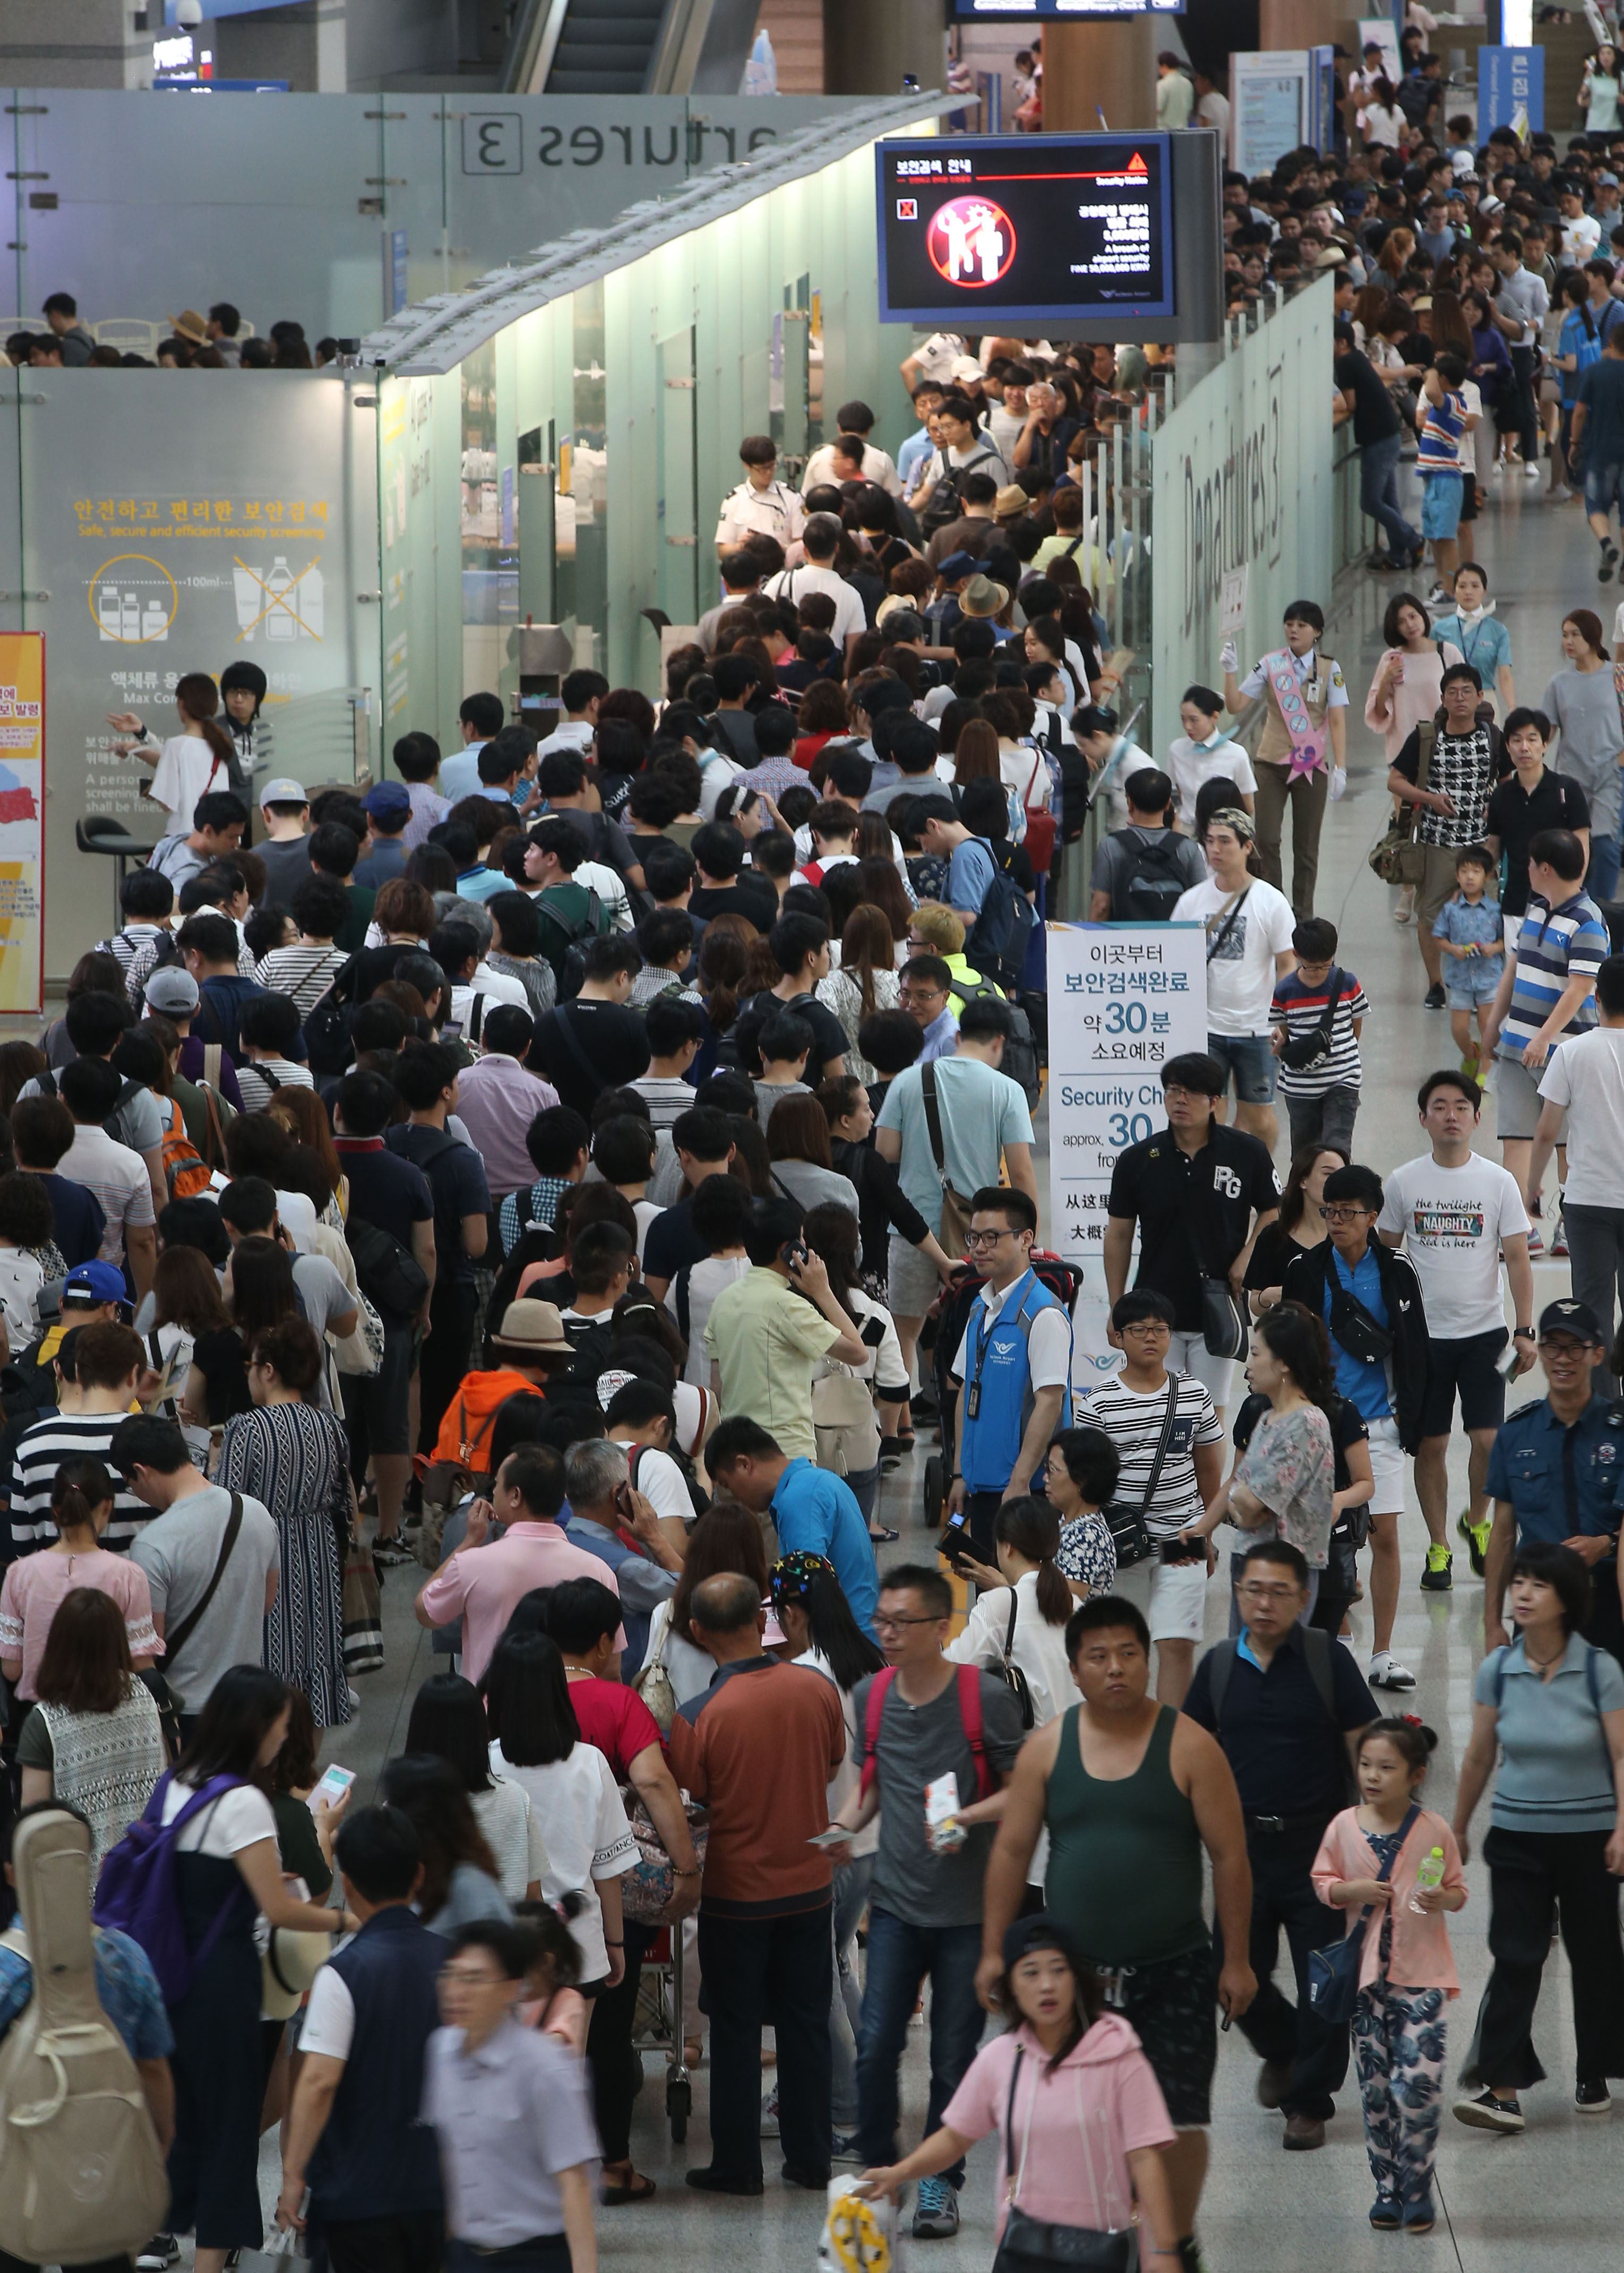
[631,1921,692,2142]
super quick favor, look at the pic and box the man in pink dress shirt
[414,1444,623,1682]
[452,1011,561,1202]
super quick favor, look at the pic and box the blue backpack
[93,1771,248,2005]
[965,840,1037,987]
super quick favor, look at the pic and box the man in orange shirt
[669,1572,846,2197]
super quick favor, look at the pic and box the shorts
[1584,461,1624,518]
[1420,472,1464,540]
[1419,1327,1508,1439]
[1207,1030,1276,1105]
[1100,1945,1216,2129]
[1444,955,1503,1009]
[1493,1048,1565,1143]
[887,1231,941,1318]
[1365,1413,1405,1515]
[1416,842,1468,932]
[1166,1329,1235,1411]
[1110,1546,1210,1643]
[346,1320,416,1455]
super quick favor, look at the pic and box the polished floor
[277,470,1617,2271]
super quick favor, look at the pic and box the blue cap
[364,781,411,817]
[64,1261,128,1306]
[936,550,981,583]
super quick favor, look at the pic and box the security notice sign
[0,636,44,1015]
[1047,922,1208,1384]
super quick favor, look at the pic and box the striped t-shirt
[1070,1371,1223,1537]
[1417,384,1466,475]
[1503,892,1606,1060]
[1269,967,1369,1097]
[256,942,349,1017]
[9,1410,153,1559]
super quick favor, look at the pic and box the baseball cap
[64,1260,128,1306]
[363,781,411,817]
[1602,171,1620,186]
[935,549,981,584]
[1539,1297,1605,1343]
[259,777,308,807]
[143,967,200,1015]
[949,354,982,382]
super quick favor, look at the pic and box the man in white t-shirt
[606,1379,699,1537]
[1531,951,1624,1388]
[1378,1070,1535,1591]
[764,516,866,651]
[1172,808,1296,1152]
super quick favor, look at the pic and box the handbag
[616,1788,710,1923]
[633,1610,678,1735]
[990,2048,1136,2273]
[1181,1207,1249,1363]
[1021,749,1058,876]
[1279,968,1345,1072]
[813,1364,882,1478]
[995,1588,1036,1731]
[1305,1802,1419,2025]
[921,1062,976,1256]
[341,1530,384,1674]
[1103,1374,1181,1571]
[1368,725,1432,888]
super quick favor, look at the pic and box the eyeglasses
[1236,1581,1301,1602]
[1321,1205,1374,1225]
[1118,1318,1171,1338]
[873,1613,944,1633]
[965,1227,1013,1249]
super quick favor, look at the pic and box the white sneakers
[1368,1651,1418,1692]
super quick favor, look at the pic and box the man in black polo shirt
[1104,1050,1280,1421]
[1484,707,1591,949]
[740,914,848,1082]
[528,934,651,1118]
[1335,321,1421,570]
[1182,1537,1378,2151]
[690,822,779,932]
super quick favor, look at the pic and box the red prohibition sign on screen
[924,195,1017,288]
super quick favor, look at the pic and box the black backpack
[345,1215,431,1322]
[921,446,998,533]
[535,886,605,1001]
[1108,828,1189,923]
[303,956,360,1079]
[947,975,1042,1109]
[34,1070,148,1148]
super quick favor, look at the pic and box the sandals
[602,2163,657,2206]
[868,1525,900,1545]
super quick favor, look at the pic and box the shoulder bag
[1307,1803,1420,2025]
[161,1493,244,1680]
[1182,1192,1249,1363]
[990,2045,1136,2273]
[1279,967,1346,1073]
[1102,1374,1181,1571]
[921,1061,977,1257]
[1368,725,1433,888]
[634,1608,679,1734]
[1204,884,1251,964]
[995,1588,1036,1731]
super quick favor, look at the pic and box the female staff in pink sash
[1220,599,1350,918]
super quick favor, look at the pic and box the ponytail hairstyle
[1357,1715,1438,1780]
[697,923,748,1035]
[994,1494,1072,1626]
[174,671,236,780]
[1254,1298,1336,1411]
[51,1454,115,1539]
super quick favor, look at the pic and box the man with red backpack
[830,1562,1027,2235]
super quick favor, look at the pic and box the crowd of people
[6,298,341,370]
[5,106,1624,2273]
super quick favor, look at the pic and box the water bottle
[1410,1845,1446,1914]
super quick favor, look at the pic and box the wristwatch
[1514,1327,1536,1341]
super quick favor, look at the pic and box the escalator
[502,0,762,94]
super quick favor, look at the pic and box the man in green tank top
[978,1594,1256,2273]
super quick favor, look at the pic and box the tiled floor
[291,469,1619,2270]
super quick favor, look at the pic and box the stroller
[920,1250,1084,1531]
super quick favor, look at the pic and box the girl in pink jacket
[1313,1717,1467,2236]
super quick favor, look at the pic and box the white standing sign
[1047,922,1209,1389]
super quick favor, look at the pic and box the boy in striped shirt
[1416,352,1473,607]
[1482,826,1606,1244]
[1269,915,1369,1153]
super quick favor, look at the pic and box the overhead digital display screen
[875,135,1175,326]
[952,0,1182,16]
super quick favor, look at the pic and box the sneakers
[136,2242,179,2271]
[1551,1211,1569,1259]
[832,2131,866,2163]
[1424,585,1450,609]
[1526,1224,1546,1259]
[1424,981,1446,1010]
[1458,1507,1492,1578]
[1368,1650,1418,1692]
[1548,484,1573,502]
[1576,2077,1612,2112]
[1524,460,1543,479]
[1460,1051,1481,1082]
[760,2086,779,2138]
[372,1536,415,1567]
[1602,539,1620,583]
[912,2177,960,2238]
[1421,1544,1454,1591]
[1454,2088,1524,2132]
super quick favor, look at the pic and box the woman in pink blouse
[858,1916,1181,2267]
[0,1456,159,1700]
[1363,593,1465,920]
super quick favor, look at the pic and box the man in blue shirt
[1283,1165,1430,1697]
[1483,1296,1624,1669]
[706,1417,879,1639]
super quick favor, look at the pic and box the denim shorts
[1420,472,1463,540]
[1444,956,1503,1008]
[1585,460,1624,518]
[1207,1030,1277,1104]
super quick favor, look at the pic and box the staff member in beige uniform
[1221,601,1349,919]
[715,434,806,554]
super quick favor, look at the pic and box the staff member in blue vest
[944,1187,1072,1563]
[276,1806,446,2273]
[1283,1163,1431,1697]
[1482,1297,1624,1670]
